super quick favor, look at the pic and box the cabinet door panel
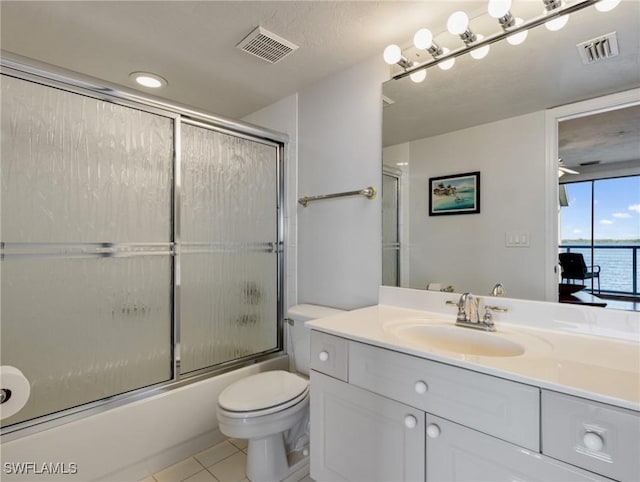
[542,390,640,482]
[310,371,424,482]
[426,415,610,482]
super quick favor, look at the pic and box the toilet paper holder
[0,388,11,404]
[0,366,31,420]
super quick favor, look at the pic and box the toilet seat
[218,370,309,418]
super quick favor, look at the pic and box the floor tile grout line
[198,447,241,470]
[205,467,222,482]
[149,439,248,482]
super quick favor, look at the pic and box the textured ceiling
[2,1,638,166]
[559,104,640,166]
[0,1,477,119]
[382,1,640,154]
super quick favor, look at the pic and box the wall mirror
[381,1,639,308]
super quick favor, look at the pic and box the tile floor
[140,438,313,482]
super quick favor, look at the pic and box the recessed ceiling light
[129,72,167,89]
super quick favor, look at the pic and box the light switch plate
[506,232,530,247]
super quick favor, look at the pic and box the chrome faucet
[460,292,480,324]
[491,283,506,297]
[446,292,507,332]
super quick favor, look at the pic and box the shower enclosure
[0,59,285,434]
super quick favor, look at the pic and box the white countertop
[306,297,640,412]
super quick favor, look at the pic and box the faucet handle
[482,305,508,325]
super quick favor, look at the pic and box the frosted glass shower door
[382,172,400,287]
[1,75,174,427]
[180,123,279,373]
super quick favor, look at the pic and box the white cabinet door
[541,390,640,482]
[426,414,611,482]
[310,371,425,482]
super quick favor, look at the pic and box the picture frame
[429,171,480,216]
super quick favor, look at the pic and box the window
[560,175,640,295]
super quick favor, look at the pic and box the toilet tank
[287,304,345,376]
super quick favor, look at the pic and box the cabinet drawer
[349,341,540,451]
[310,331,349,381]
[542,390,640,482]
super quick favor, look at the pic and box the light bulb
[383,44,402,65]
[409,64,427,83]
[470,34,490,60]
[545,13,569,31]
[507,17,528,45]
[595,0,621,12]
[414,28,434,50]
[544,3,569,31]
[438,48,455,71]
[447,11,469,35]
[488,0,512,18]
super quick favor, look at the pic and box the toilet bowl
[216,304,345,482]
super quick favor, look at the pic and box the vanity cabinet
[310,371,425,482]
[348,340,540,451]
[310,331,622,482]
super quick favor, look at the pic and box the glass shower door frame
[0,59,286,438]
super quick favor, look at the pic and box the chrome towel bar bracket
[298,186,377,208]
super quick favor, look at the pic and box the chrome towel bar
[298,186,376,208]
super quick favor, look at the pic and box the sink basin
[386,323,525,357]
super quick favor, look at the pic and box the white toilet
[217,304,344,482]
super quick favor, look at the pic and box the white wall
[242,93,299,310]
[297,56,389,310]
[393,111,547,301]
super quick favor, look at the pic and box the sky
[561,176,640,241]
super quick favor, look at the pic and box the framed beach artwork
[429,171,480,216]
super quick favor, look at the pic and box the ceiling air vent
[577,32,619,64]
[236,26,299,64]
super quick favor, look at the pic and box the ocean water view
[559,241,640,295]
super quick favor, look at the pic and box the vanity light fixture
[543,0,570,31]
[488,0,515,28]
[414,28,455,72]
[384,0,618,83]
[488,0,528,45]
[448,11,491,60]
[595,0,621,12]
[414,28,443,56]
[383,44,413,70]
[447,11,477,44]
[470,35,491,60]
[385,44,428,83]
[129,72,168,89]
[506,17,528,46]
[437,48,456,71]
[409,63,427,83]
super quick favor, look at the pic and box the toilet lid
[218,370,309,412]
